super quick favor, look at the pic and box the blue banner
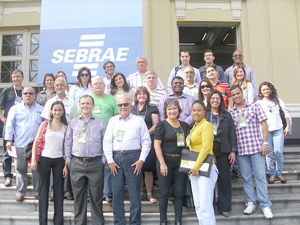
[38,0,143,84]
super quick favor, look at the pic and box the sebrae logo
[51,34,129,76]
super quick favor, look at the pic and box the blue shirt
[5,102,44,148]
[199,64,226,83]
[69,84,93,105]
[167,65,201,93]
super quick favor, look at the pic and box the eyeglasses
[233,54,243,58]
[200,84,211,89]
[23,92,34,95]
[117,103,130,108]
[80,73,89,77]
[185,71,194,74]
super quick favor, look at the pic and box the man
[167,50,201,92]
[127,56,165,91]
[224,50,258,99]
[103,95,151,225]
[5,87,43,201]
[229,85,273,219]
[103,61,115,94]
[145,71,167,107]
[183,66,199,100]
[206,65,233,110]
[158,76,194,125]
[90,76,118,203]
[199,49,226,83]
[0,70,24,187]
[65,95,107,225]
[41,77,79,200]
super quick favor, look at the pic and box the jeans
[266,128,284,177]
[103,164,112,198]
[190,164,218,225]
[237,152,272,210]
[2,126,13,179]
[112,150,142,225]
[37,157,64,225]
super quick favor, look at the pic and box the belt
[163,153,182,157]
[72,155,102,162]
[113,149,141,155]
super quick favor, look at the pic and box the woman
[110,72,134,102]
[198,78,213,106]
[55,71,70,93]
[36,73,56,106]
[188,100,218,225]
[69,67,93,105]
[154,98,190,225]
[231,65,254,103]
[31,101,68,225]
[258,81,290,184]
[206,90,237,217]
[132,86,159,203]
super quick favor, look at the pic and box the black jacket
[206,111,237,153]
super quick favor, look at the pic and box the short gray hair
[163,98,182,119]
[146,71,158,78]
[136,56,148,63]
[91,76,104,85]
[55,77,67,86]
[117,95,132,104]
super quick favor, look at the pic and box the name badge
[238,116,247,128]
[150,94,155,104]
[212,123,218,136]
[177,133,185,147]
[186,133,191,147]
[78,131,87,144]
[64,104,70,115]
[14,96,22,104]
[138,115,145,120]
[115,130,125,141]
[94,105,101,113]
[178,100,183,110]
[270,105,278,114]
[185,91,192,96]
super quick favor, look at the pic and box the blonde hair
[232,65,248,90]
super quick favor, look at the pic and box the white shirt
[103,76,111,94]
[41,95,79,123]
[42,123,65,158]
[103,113,151,164]
[243,82,254,103]
[257,97,290,131]
[183,82,199,100]
[127,71,165,92]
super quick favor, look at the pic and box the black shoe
[160,223,167,225]
[105,196,112,203]
[174,222,181,225]
[231,168,242,177]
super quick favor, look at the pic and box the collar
[55,95,68,101]
[168,92,186,99]
[204,63,216,68]
[231,101,250,111]
[191,118,207,132]
[135,70,147,76]
[184,82,196,88]
[79,114,96,120]
[118,113,132,121]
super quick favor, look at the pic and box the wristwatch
[263,142,269,146]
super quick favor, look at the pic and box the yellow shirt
[188,118,214,170]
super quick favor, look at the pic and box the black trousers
[213,141,232,212]
[37,156,64,225]
[156,160,186,223]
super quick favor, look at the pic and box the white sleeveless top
[41,123,65,158]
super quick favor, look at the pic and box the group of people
[0,48,291,225]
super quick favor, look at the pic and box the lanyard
[210,112,220,125]
[13,86,23,96]
[170,121,184,135]
[137,104,148,117]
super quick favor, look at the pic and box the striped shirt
[229,102,267,155]
[148,87,167,107]
[214,81,231,110]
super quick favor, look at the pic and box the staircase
[0,146,299,224]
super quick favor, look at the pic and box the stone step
[0,191,299,214]
[0,206,299,225]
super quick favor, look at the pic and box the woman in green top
[188,100,218,225]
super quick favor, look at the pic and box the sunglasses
[200,84,211,89]
[80,73,89,77]
[233,54,243,58]
[23,92,34,95]
[117,103,130,108]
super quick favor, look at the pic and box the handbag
[28,120,48,165]
[179,148,214,177]
[278,100,287,130]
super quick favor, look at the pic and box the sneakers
[262,207,273,219]
[4,177,12,187]
[244,202,256,215]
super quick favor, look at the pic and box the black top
[154,120,190,165]
[131,104,159,130]
[0,86,23,118]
